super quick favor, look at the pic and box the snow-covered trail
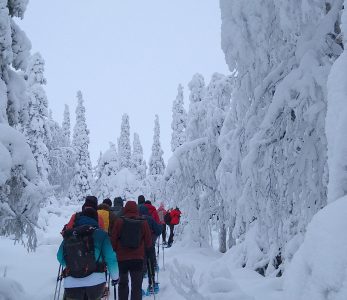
[0,203,284,300]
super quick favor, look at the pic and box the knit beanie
[103,198,112,207]
[138,195,145,205]
[82,195,98,211]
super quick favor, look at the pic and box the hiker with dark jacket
[111,196,124,217]
[97,198,118,235]
[138,204,162,294]
[111,201,152,300]
[167,207,182,247]
[57,207,119,300]
[63,196,105,233]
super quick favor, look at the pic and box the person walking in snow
[167,207,182,248]
[57,207,119,300]
[144,200,161,224]
[138,204,162,295]
[111,196,124,217]
[110,201,152,300]
[97,198,118,235]
[138,194,146,205]
[157,202,167,244]
[62,196,105,234]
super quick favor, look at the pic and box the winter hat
[138,195,145,205]
[144,200,152,205]
[82,207,98,221]
[114,197,124,207]
[103,198,112,207]
[82,195,98,211]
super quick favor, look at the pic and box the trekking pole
[57,266,63,300]
[162,241,165,271]
[113,282,117,300]
[54,264,62,300]
[147,258,156,300]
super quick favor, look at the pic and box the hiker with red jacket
[97,198,118,235]
[157,202,167,245]
[111,201,152,300]
[62,196,105,233]
[167,207,182,248]
[144,200,160,224]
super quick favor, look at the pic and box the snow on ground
[283,196,347,300]
[0,201,284,300]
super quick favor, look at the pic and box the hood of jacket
[123,201,139,218]
[75,215,99,228]
[144,203,157,215]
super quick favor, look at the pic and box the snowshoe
[145,283,159,296]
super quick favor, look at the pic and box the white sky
[19,0,229,164]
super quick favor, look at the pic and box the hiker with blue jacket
[57,205,119,300]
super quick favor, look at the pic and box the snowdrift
[284,196,347,299]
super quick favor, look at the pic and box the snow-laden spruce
[47,110,74,196]
[171,84,187,152]
[118,113,132,170]
[0,0,47,250]
[94,143,120,199]
[147,115,165,203]
[68,91,94,202]
[164,73,232,251]
[131,132,147,181]
[62,104,71,147]
[25,53,51,183]
[218,0,343,275]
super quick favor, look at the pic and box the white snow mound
[284,196,347,300]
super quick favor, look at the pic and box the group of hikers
[55,195,182,300]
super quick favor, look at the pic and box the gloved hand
[111,278,119,286]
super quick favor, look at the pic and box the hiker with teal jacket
[57,206,119,300]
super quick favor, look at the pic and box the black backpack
[63,225,104,278]
[164,212,172,225]
[119,217,143,248]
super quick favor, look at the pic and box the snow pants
[64,282,105,300]
[162,224,167,243]
[118,259,143,300]
[168,224,175,246]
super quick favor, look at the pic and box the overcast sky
[19,1,229,164]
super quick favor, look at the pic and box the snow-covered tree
[47,110,74,196]
[171,84,187,152]
[69,91,94,202]
[147,115,165,202]
[218,0,343,275]
[149,115,165,176]
[0,0,45,250]
[164,73,232,251]
[94,143,119,199]
[25,52,51,182]
[131,132,147,180]
[118,113,131,170]
[62,104,71,147]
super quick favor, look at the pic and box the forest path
[0,202,284,299]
